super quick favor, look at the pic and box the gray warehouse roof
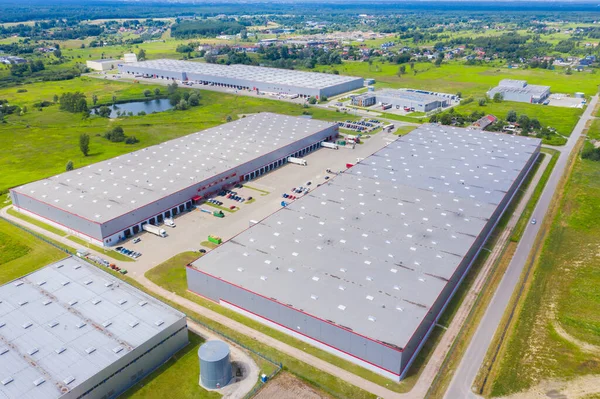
[375,89,446,104]
[122,59,362,90]
[191,125,541,349]
[13,113,336,224]
[0,257,185,398]
[488,80,550,98]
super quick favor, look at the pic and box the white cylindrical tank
[198,340,232,389]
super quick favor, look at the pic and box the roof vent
[129,321,139,328]
[155,320,164,327]
[37,281,46,286]
[0,322,5,329]
[63,376,75,385]
[13,281,23,287]
[338,305,346,311]
[74,264,81,270]
[118,299,127,305]
[112,346,124,354]
[0,348,7,355]
[85,347,96,354]
[55,347,66,355]
[260,276,267,281]
[76,322,86,329]
[27,348,39,356]
[366,295,374,301]
[18,300,28,306]
[61,281,70,286]
[138,301,148,307]
[1,377,13,386]
[43,299,52,306]
[310,294,318,300]
[84,280,92,285]
[102,321,112,328]
[368,316,376,322]
[92,299,101,305]
[22,322,33,329]
[48,321,59,328]
[33,377,46,386]
[68,300,78,306]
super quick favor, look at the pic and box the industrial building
[0,256,188,399]
[118,59,364,98]
[86,59,118,71]
[10,113,338,247]
[351,89,454,112]
[186,125,541,381]
[487,79,551,104]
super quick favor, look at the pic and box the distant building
[0,56,27,65]
[352,88,455,112]
[487,79,550,104]
[472,114,498,130]
[123,53,137,63]
[86,59,117,71]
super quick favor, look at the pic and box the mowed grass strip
[490,157,600,396]
[0,218,66,283]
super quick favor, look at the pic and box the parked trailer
[142,224,167,237]
[287,157,307,166]
[320,142,339,150]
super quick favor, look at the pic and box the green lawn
[146,253,423,395]
[0,218,66,284]
[122,332,221,399]
[587,118,600,141]
[0,77,356,193]
[490,157,600,396]
[312,61,599,98]
[7,207,68,237]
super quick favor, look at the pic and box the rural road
[444,94,599,399]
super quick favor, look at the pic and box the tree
[98,105,111,118]
[66,160,74,171]
[518,114,531,132]
[137,48,146,61]
[169,92,182,106]
[54,48,62,58]
[440,113,453,125]
[189,93,200,106]
[530,118,541,130]
[493,92,503,103]
[507,110,517,122]
[112,95,117,105]
[456,92,462,99]
[226,115,233,122]
[167,82,178,94]
[79,133,90,156]
[176,99,189,110]
[308,97,317,105]
[59,92,88,113]
[144,89,152,97]
[154,88,160,96]
[125,136,139,144]
[53,94,59,103]
[92,94,98,105]
[478,98,486,106]
[397,65,406,77]
[29,60,45,73]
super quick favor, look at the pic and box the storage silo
[198,340,233,389]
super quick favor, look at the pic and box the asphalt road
[444,95,599,399]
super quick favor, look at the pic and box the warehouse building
[0,256,188,399]
[351,89,453,112]
[118,59,364,98]
[487,79,550,104]
[186,125,541,380]
[10,113,338,246]
[86,59,118,71]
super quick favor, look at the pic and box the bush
[66,160,74,171]
[189,93,200,106]
[478,98,486,106]
[104,126,126,142]
[16,88,27,93]
[98,105,111,118]
[462,97,474,105]
[125,136,139,145]
[59,92,88,113]
[143,89,152,97]
[137,111,146,116]
[308,97,317,105]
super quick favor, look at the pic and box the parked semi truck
[142,224,167,237]
[320,142,339,150]
[287,157,307,166]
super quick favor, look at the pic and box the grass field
[312,61,599,98]
[122,332,222,399]
[145,252,416,394]
[0,218,66,284]
[488,156,600,396]
[587,118,600,140]
[0,77,353,193]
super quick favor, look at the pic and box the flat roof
[122,59,363,90]
[13,113,336,224]
[490,81,550,97]
[88,59,116,63]
[191,125,540,349]
[375,89,446,104]
[0,257,185,398]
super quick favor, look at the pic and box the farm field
[0,76,354,193]
[0,218,66,284]
[488,156,600,397]
[312,61,598,98]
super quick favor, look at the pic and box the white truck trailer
[143,224,167,237]
[287,157,307,166]
[320,142,339,150]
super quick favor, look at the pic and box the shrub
[104,126,126,142]
[16,88,27,93]
[143,89,152,97]
[308,97,317,105]
[125,136,139,145]
[66,160,74,171]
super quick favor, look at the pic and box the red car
[230,205,236,210]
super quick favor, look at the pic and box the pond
[95,99,173,118]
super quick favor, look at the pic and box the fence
[1,215,282,398]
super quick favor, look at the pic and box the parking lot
[547,93,586,108]
[120,129,398,277]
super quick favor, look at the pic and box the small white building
[86,59,117,71]
[123,53,138,63]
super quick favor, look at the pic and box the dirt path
[254,372,330,399]
[551,319,600,355]
[498,375,600,399]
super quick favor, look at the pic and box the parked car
[133,238,141,244]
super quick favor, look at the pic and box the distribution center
[0,256,188,399]
[118,59,364,98]
[186,124,541,381]
[352,88,454,112]
[10,113,338,246]
[487,79,551,104]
